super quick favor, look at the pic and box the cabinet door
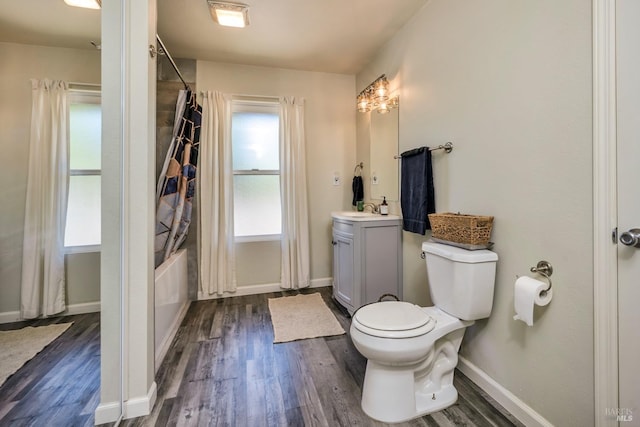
[333,232,354,309]
[362,225,400,304]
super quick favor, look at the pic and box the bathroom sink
[331,211,401,221]
[340,211,377,217]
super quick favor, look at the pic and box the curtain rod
[69,82,101,87]
[231,94,280,102]
[156,34,190,91]
[68,82,101,92]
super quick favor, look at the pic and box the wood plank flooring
[124,287,524,427]
[0,288,524,427]
[0,312,100,427]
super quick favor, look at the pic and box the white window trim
[233,169,279,175]
[231,99,282,241]
[65,244,101,255]
[234,234,281,243]
[65,89,102,253]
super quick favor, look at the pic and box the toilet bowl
[349,241,498,423]
[350,303,473,423]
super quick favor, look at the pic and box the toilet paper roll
[513,276,553,326]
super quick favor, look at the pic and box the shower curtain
[155,90,202,267]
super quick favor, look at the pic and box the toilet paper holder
[529,261,553,292]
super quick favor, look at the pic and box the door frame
[593,0,619,426]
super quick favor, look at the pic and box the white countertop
[331,211,401,222]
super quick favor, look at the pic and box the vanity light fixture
[357,74,399,114]
[207,1,250,28]
[63,0,101,9]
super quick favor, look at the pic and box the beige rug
[268,293,345,343]
[0,323,72,387]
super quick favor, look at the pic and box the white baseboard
[457,356,553,427]
[94,401,121,425]
[0,301,101,324]
[65,301,101,315]
[0,311,22,324]
[155,301,190,373]
[124,381,157,420]
[197,277,332,300]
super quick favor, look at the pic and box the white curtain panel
[279,97,310,289]
[198,91,236,296]
[21,79,69,319]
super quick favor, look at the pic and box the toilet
[350,240,498,423]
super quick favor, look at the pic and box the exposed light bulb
[373,78,389,102]
[356,75,399,114]
[377,101,390,114]
[357,94,371,113]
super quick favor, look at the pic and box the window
[231,101,281,241]
[64,91,101,251]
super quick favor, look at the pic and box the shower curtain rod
[156,34,190,91]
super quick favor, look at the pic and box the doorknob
[619,228,640,248]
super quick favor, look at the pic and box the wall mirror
[369,105,399,201]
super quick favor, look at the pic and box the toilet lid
[353,301,436,338]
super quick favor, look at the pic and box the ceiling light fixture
[357,74,399,114]
[63,0,101,9]
[207,1,250,28]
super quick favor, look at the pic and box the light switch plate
[333,172,341,186]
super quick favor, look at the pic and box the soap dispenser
[380,196,389,215]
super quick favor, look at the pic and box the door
[333,231,355,311]
[617,0,640,421]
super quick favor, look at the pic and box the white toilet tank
[422,241,498,321]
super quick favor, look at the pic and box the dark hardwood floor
[0,312,100,427]
[0,288,524,427]
[124,287,524,427]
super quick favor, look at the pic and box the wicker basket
[428,213,494,246]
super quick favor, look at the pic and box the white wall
[197,61,356,290]
[357,1,593,425]
[0,42,101,316]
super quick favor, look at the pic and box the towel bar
[394,142,453,159]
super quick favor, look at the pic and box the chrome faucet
[362,203,379,214]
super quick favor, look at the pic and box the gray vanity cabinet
[331,213,403,315]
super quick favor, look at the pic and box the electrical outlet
[333,172,341,186]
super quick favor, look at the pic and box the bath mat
[268,293,345,343]
[0,323,72,387]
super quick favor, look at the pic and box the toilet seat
[353,301,436,339]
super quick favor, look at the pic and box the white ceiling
[0,0,426,75]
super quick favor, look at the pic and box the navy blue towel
[400,147,435,234]
[352,176,364,206]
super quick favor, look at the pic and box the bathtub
[154,248,190,372]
